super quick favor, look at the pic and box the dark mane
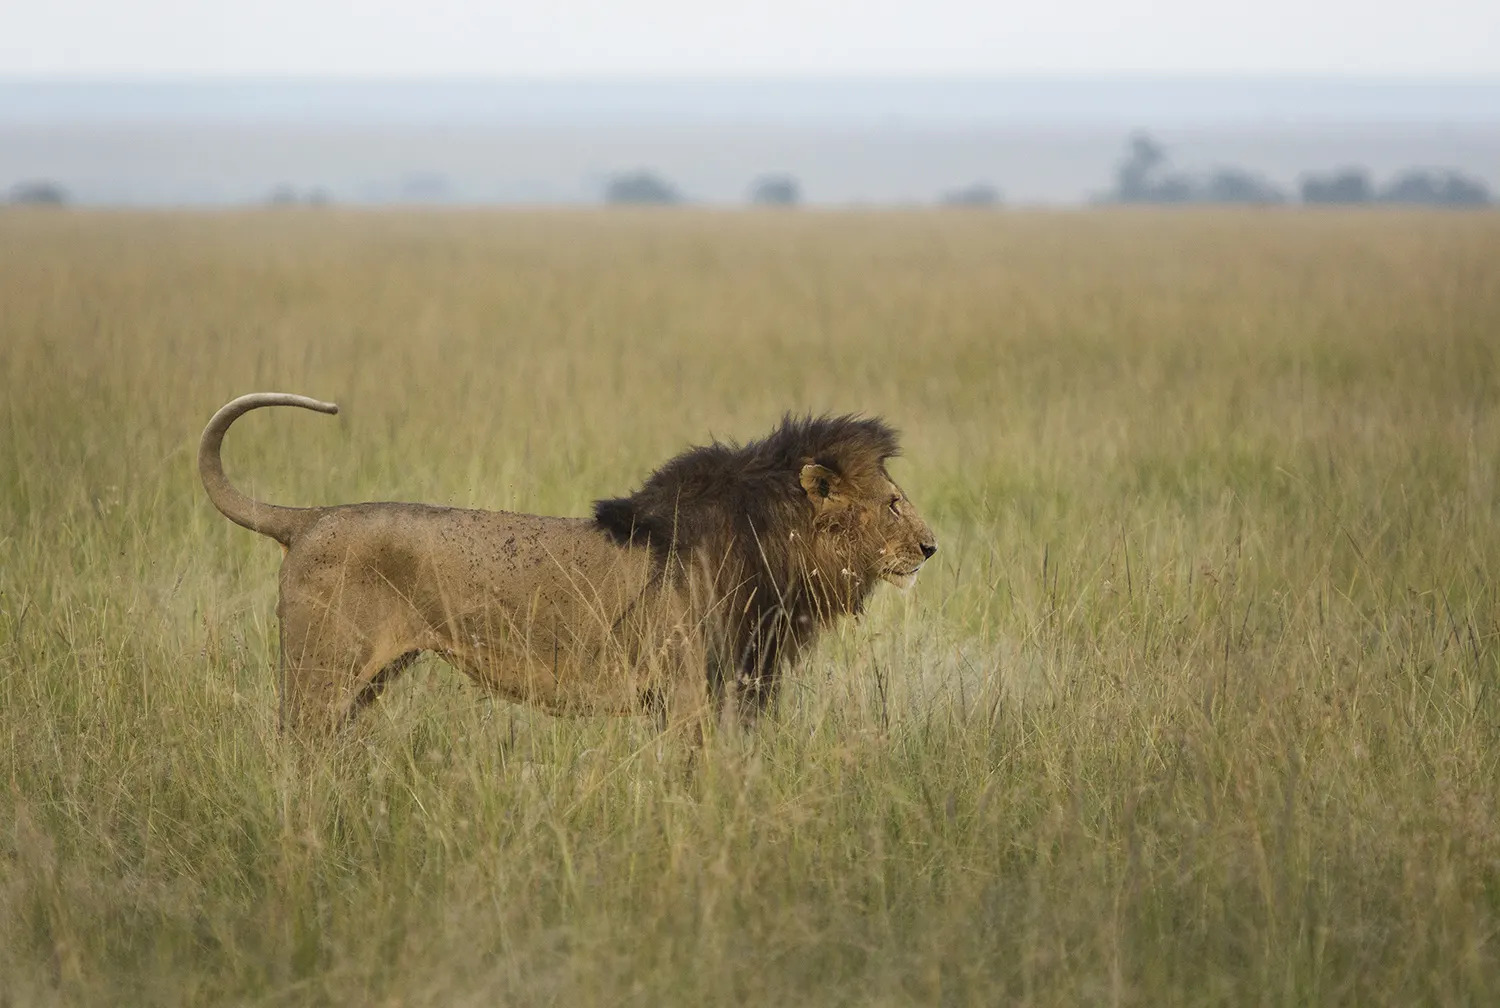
[593,414,900,714]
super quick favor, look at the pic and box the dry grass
[2,207,1498,1006]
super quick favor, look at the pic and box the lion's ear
[799,463,844,509]
[594,497,643,545]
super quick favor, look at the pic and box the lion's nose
[919,542,937,560]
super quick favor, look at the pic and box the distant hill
[3,77,1497,207]
[4,76,1499,127]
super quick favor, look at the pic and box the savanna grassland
[1,207,1498,1006]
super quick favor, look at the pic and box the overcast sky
[3,0,1498,77]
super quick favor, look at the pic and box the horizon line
[4,71,1500,83]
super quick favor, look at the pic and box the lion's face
[800,462,937,592]
[871,475,938,589]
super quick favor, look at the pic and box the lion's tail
[198,392,340,547]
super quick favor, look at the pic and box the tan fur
[199,393,934,733]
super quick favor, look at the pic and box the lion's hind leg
[277,603,425,733]
[338,648,423,725]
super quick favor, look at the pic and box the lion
[199,392,936,733]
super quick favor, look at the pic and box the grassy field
[1,207,1498,1005]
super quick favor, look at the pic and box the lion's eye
[888,496,901,514]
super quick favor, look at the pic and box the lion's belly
[443,639,651,715]
[434,600,694,715]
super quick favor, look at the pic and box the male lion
[200,393,936,733]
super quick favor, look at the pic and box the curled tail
[198,393,340,546]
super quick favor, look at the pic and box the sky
[3,0,1499,78]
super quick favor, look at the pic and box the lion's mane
[593,415,900,713]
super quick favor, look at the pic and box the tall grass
[2,207,1497,1005]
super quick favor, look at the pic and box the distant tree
[749,173,800,206]
[1301,168,1373,204]
[1149,175,1196,203]
[267,183,301,206]
[1202,168,1285,205]
[1110,132,1194,203]
[1379,169,1491,207]
[605,170,681,205]
[1114,132,1170,202]
[9,180,68,205]
[267,184,333,207]
[1107,133,1286,205]
[941,182,1001,207]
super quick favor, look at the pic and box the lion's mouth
[881,564,924,590]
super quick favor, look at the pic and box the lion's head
[594,414,936,713]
